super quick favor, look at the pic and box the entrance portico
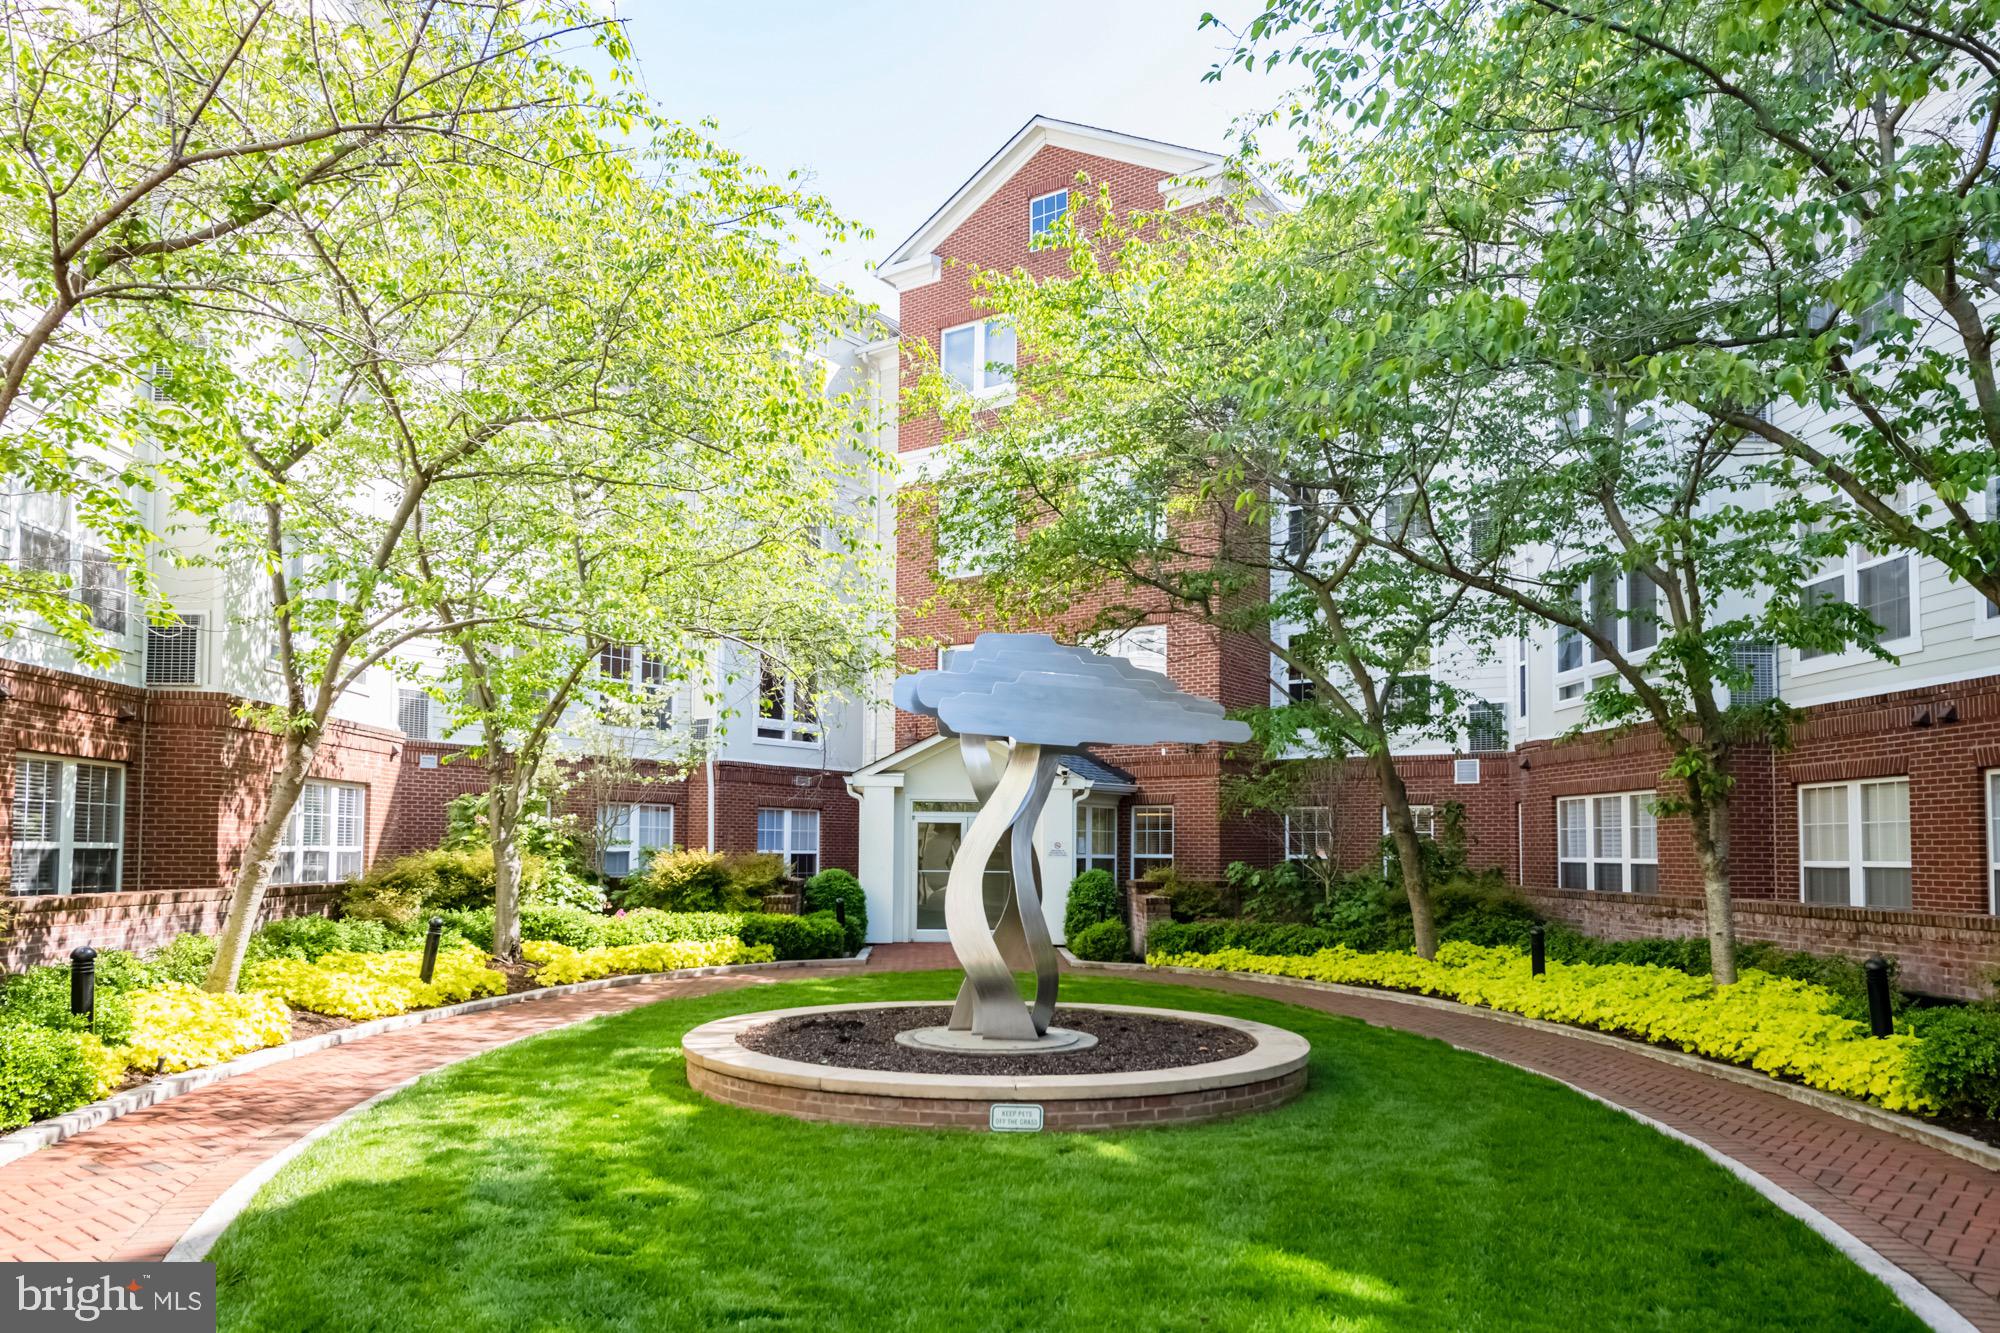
[846,735,1135,945]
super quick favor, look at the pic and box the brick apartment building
[7,114,2000,998]
[851,115,2000,997]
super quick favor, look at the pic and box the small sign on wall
[988,1103,1044,1133]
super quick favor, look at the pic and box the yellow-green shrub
[244,946,504,1020]
[118,983,292,1074]
[1151,942,1933,1112]
[522,938,773,985]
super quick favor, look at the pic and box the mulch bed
[739,1004,1256,1077]
[286,1010,357,1041]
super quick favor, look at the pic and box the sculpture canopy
[892,634,1249,1043]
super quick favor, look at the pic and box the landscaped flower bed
[520,938,773,985]
[1150,942,1934,1112]
[243,946,507,1021]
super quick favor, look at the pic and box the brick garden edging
[0,949,870,1172]
[1059,952,2000,1174]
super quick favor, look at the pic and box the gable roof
[877,115,1225,286]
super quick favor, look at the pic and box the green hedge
[803,869,867,952]
[1069,919,1131,963]
[739,911,846,962]
[1063,869,1121,942]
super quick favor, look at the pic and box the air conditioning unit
[145,615,203,686]
[1454,758,1481,785]
[1729,642,1779,706]
[691,718,712,741]
[397,688,435,741]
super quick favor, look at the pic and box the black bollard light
[69,945,97,1031]
[1529,924,1546,977]
[420,915,444,984]
[1864,956,1894,1037]
[834,898,847,929]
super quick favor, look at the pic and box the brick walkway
[0,944,1991,1330]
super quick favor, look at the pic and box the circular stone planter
[683,1002,1310,1132]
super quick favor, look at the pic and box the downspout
[705,654,718,853]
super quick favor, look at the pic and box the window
[1515,635,1529,718]
[1132,806,1174,876]
[271,780,364,885]
[1284,806,1334,861]
[1380,804,1437,872]
[1029,188,1069,239]
[756,659,818,743]
[939,319,1015,395]
[1979,478,2000,633]
[1076,804,1117,877]
[757,808,820,878]
[1555,570,1660,698]
[600,803,674,877]
[598,647,674,727]
[1800,778,1911,908]
[398,688,437,741]
[1556,793,1658,893]
[1799,549,1915,662]
[1988,770,2000,912]
[1283,655,1314,704]
[7,492,126,636]
[11,757,123,894]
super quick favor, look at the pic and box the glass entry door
[913,814,1014,937]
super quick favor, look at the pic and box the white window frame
[598,645,676,727]
[1799,778,1912,909]
[757,808,820,879]
[599,802,675,878]
[1028,188,1069,240]
[10,755,124,895]
[1285,806,1334,861]
[1795,546,1921,673]
[1974,478,2000,639]
[1075,803,1117,878]
[1987,768,2000,914]
[1555,792,1658,893]
[271,780,365,886]
[1131,806,1175,877]
[938,318,1016,397]
[1553,570,1659,706]
[3,491,130,640]
[755,658,819,745]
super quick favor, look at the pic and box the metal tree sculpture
[893,634,1251,1042]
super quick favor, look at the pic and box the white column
[849,774,903,943]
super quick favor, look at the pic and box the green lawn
[210,972,1922,1332]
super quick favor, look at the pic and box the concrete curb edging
[0,951,869,1172]
[1069,956,2000,1174]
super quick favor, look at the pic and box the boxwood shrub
[738,911,846,961]
[0,1025,110,1131]
[1069,919,1131,963]
[1063,869,1121,942]
[803,869,867,951]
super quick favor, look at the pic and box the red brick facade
[0,661,859,970]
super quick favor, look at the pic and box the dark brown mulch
[287,1010,357,1040]
[739,1004,1257,1077]
[1931,1113,2000,1149]
[489,957,540,995]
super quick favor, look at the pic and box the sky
[615,0,1292,306]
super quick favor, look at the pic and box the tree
[185,116,863,990]
[1219,0,2000,608]
[921,197,1512,959]
[0,0,637,662]
[418,329,885,959]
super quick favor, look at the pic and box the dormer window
[940,319,1015,395]
[1029,188,1069,240]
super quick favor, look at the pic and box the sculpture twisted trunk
[945,734,1060,1039]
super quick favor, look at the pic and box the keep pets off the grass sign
[5,1264,214,1331]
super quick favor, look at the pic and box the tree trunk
[1373,751,1437,959]
[204,734,318,992]
[490,775,524,962]
[1687,790,1739,985]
